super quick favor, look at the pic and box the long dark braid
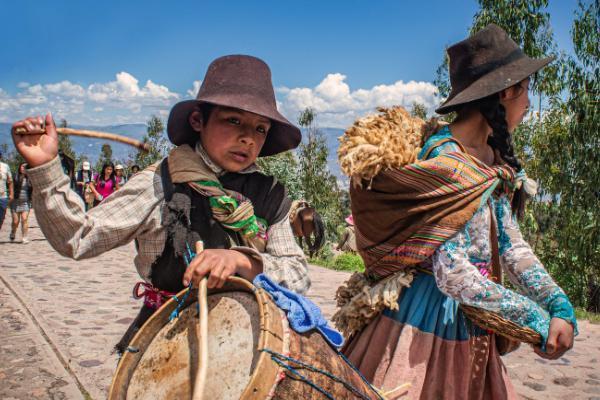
[478,93,526,218]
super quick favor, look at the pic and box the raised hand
[11,113,58,167]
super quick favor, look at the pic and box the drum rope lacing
[260,348,385,400]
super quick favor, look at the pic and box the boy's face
[189,106,271,172]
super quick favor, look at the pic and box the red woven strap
[132,282,176,310]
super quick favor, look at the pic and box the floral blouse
[420,128,577,345]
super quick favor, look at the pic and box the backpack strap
[159,158,175,202]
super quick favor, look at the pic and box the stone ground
[0,211,598,399]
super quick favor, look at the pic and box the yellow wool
[338,106,445,186]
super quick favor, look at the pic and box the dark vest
[149,159,291,293]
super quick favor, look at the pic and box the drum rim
[108,277,286,400]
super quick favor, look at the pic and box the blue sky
[0,0,581,127]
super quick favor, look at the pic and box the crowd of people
[0,151,141,241]
[72,162,140,209]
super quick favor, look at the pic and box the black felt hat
[436,24,554,114]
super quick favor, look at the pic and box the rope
[339,352,385,400]
[260,348,378,400]
[268,356,335,400]
[168,242,196,321]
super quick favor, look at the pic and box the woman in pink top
[90,162,119,206]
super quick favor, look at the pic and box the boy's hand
[534,317,574,360]
[11,113,58,168]
[183,249,260,289]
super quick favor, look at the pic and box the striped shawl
[351,150,516,279]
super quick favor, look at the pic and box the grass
[575,307,600,324]
[309,251,365,273]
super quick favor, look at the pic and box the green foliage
[433,52,451,100]
[332,252,365,272]
[1,143,25,174]
[309,250,365,273]
[256,151,304,200]
[133,115,172,169]
[57,119,76,160]
[514,0,599,310]
[575,308,600,324]
[296,108,344,241]
[95,143,113,171]
[410,101,428,120]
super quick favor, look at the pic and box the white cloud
[44,81,86,97]
[187,80,202,98]
[87,71,178,104]
[0,71,181,124]
[277,73,440,128]
[0,71,439,128]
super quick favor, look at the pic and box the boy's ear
[188,110,204,133]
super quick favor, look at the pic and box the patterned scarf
[168,144,268,251]
[351,150,516,280]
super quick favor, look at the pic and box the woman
[91,162,118,205]
[341,24,576,399]
[10,162,33,243]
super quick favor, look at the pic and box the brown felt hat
[436,24,554,114]
[167,55,301,156]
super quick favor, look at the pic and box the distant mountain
[0,122,347,181]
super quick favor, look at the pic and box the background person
[90,162,118,205]
[0,151,14,234]
[10,162,32,243]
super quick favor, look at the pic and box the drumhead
[126,291,260,400]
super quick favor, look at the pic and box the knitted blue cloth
[253,274,344,348]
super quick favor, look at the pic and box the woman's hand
[534,317,574,360]
[182,249,262,289]
[11,113,59,168]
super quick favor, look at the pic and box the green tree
[521,0,599,310]
[410,101,428,120]
[133,115,172,169]
[256,151,304,200]
[433,52,451,99]
[296,108,344,241]
[57,119,76,160]
[1,143,25,174]
[96,143,113,171]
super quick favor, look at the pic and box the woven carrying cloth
[338,107,517,280]
[352,151,516,279]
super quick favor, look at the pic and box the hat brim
[167,98,301,157]
[436,55,554,114]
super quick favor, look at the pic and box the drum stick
[192,241,208,400]
[14,126,151,152]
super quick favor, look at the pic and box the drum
[109,277,383,399]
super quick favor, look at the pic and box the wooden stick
[192,241,208,400]
[14,126,151,152]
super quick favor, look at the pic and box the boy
[12,55,310,352]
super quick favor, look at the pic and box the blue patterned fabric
[383,272,488,341]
